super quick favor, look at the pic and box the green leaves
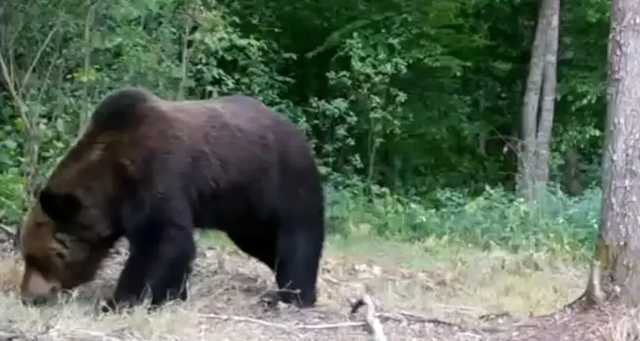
[325,176,599,258]
[0,0,614,233]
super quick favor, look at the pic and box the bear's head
[18,137,138,305]
[18,197,107,305]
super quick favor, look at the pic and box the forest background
[0,0,610,261]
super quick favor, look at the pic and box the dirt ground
[0,232,634,341]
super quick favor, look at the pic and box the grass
[325,180,601,260]
[0,174,608,339]
[198,229,588,319]
[0,232,591,340]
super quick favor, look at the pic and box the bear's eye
[54,250,66,261]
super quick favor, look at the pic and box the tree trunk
[562,147,582,196]
[177,11,193,101]
[78,1,94,137]
[0,3,6,54]
[534,0,560,191]
[518,0,551,201]
[586,0,640,306]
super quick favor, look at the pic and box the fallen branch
[197,295,481,341]
[297,321,366,330]
[197,313,303,338]
[66,328,129,341]
[0,330,23,340]
[351,295,388,341]
[376,311,459,328]
[198,312,367,331]
[0,223,15,237]
[398,310,460,327]
[199,313,288,330]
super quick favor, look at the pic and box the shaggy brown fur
[19,87,325,310]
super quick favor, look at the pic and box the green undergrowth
[324,179,600,261]
[199,227,591,273]
[1,170,600,261]
[0,171,25,228]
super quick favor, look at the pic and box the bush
[326,178,600,259]
[0,170,27,228]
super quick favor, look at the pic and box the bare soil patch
[0,233,633,340]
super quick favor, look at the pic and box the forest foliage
[0,0,611,256]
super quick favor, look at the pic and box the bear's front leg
[106,226,196,311]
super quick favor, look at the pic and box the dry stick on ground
[197,312,367,332]
[0,223,15,237]
[381,310,461,327]
[197,313,307,339]
[198,313,293,331]
[296,321,367,330]
[197,295,479,340]
[350,295,388,341]
[0,330,23,340]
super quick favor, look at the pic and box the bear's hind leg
[226,231,276,270]
[274,224,323,308]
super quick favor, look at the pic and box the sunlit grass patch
[325,233,588,319]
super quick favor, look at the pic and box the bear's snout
[20,269,61,306]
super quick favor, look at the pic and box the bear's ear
[39,189,82,223]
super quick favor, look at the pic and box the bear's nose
[21,285,60,306]
[21,283,60,306]
[21,267,62,306]
[21,294,49,306]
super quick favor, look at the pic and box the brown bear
[18,87,325,310]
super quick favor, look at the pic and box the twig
[18,24,59,96]
[351,295,388,341]
[0,223,15,237]
[297,321,366,330]
[64,328,125,341]
[0,50,28,128]
[304,12,396,59]
[197,313,303,338]
[198,296,492,341]
[199,313,288,329]
[376,311,458,328]
[198,312,375,340]
[0,330,22,339]
[398,310,460,327]
[363,295,388,341]
[176,11,192,100]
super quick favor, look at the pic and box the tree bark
[78,1,95,137]
[177,7,193,101]
[534,0,560,190]
[586,0,640,306]
[562,147,582,196]
[518,0,551,201]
